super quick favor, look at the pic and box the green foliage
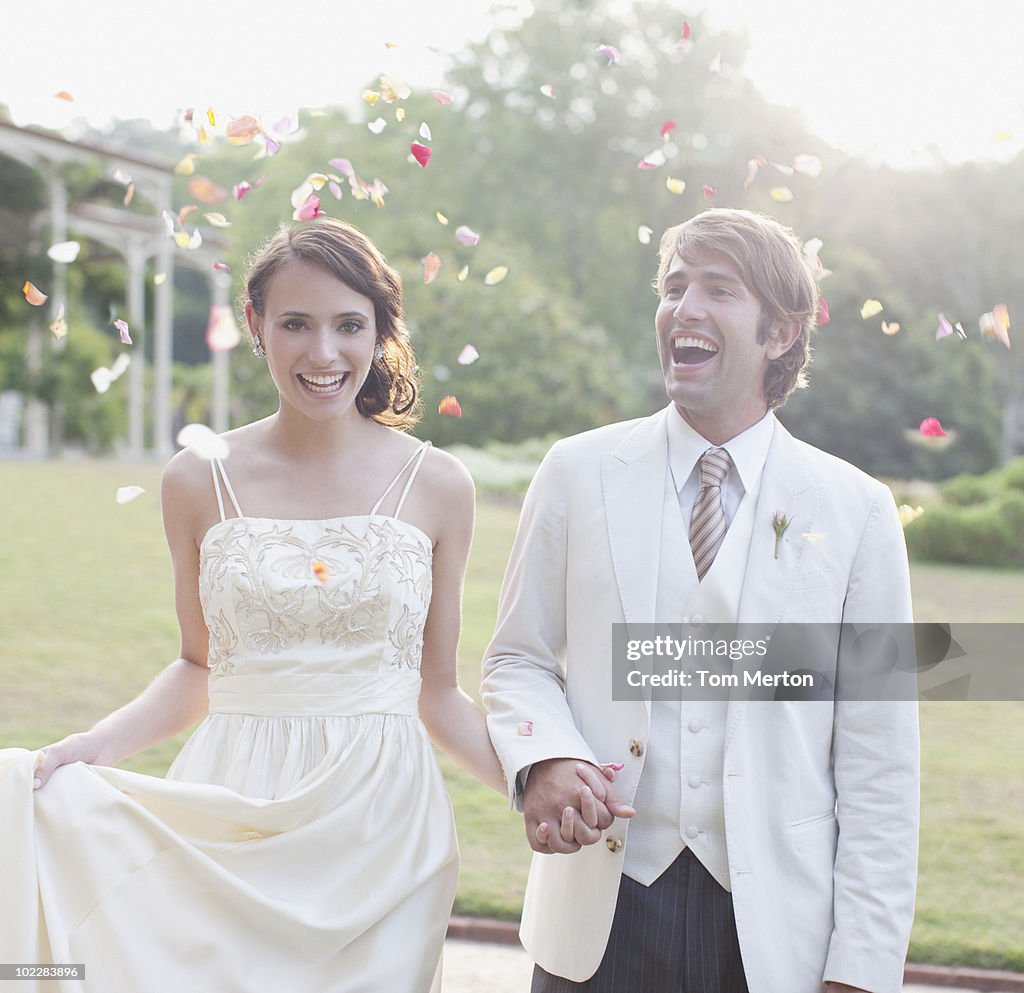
[940,472,995,507]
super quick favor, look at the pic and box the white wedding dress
[0,442,459,992]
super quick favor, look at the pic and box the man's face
[655,252,791,444]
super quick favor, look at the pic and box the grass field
[1,459,1022,969]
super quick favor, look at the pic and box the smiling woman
[0,217,508,992]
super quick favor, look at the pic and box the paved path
[441,938,983,993]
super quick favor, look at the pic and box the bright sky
[2,0,1022,168]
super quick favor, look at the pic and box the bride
[0,218,510,992]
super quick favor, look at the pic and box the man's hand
[524,758,635,854]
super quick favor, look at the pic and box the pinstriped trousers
[531,849,749,993]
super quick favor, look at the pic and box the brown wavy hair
[655,208,820,409]
[241,218,420,428]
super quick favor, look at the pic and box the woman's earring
[252,337,266,358]
[373,341,385,361]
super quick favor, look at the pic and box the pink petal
[919,417,947,437]
[421,251,442,284]
[702,184,716,200]
[660,120,677,138]
[438,395,462,417]
[213,261,231,272]
[261,133,281,157]
[596,43,620,65]
[114,319,132,345]
[455,225,480,246]
[516,721,534,736]
[329,157,356,177]
[410,141,432,168]
[936,313,954,340]
[233,181,253,201]
[681,21,692,39]
[430,89,454,105]
[22,281,47,306]
[188,176,227,205]
[540,84,556,99]
[206,304,241,351]
[816,297,831,326]
[226,115,261,144]
[327,180,343,200]
[294,194,322,222]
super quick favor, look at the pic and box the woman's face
[247,259,378,423]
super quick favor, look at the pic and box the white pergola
[0,119,233,458]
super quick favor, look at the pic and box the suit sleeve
[823,486,920,993]
[481,442,599,807]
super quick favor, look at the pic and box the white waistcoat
[623,466,757,889]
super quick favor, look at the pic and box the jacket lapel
[601,408,671,628]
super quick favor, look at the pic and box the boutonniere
[771,510,793,559]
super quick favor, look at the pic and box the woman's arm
[33,452,213,788]
[415,451,506,794]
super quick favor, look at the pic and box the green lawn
[1,460,1022,969]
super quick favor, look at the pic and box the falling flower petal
[936,313,954,340]
[540,84,556,99]
[189,176,227,205]
[327,181,343,200]
[881,321,901,335]
[47,241,81,264]
[637,225,653,245]
[816,297,831,326]
[457,265,469,282]
[22,281,47,306]
[438,395,462,417]
[410,142,432,167]
[206,304,240,351]
[596,43,620,64]
[379,74,412,102]
[368,117,387,134]
[793,153,823,177]
[213,261,230,272]
[457,344,479,365]
[455,225,480,246]
[666,177,686,195]
[430,89,453,105]
[174,154,199,176]
[436,212,449,225]
[177,423,229,460]
[362,89,382,106]
[329,157,355,177]
[484,266,509,285]
[90,354,129,395]
[54,90,74,102]
[743,157,764,190]
[259,133,281,157]
[709,52,723,72]
[954,322,968,340]
[419,122,432,141]
[660,120,677,138]
[111,354,130,379]
[804,237,823,257]
[226,115,261,145]
[114,319,132,345]
[204,212,231,228]
[311,561,330,584]
[123,182,135,206]
[49,303,67,341]
[154,272,167,286]
[173,231,191,249]
[982,304,1012,349]
[919,417,947,437]
[860,299,884,320]
[801,531,827,544]
[639,148,666,169]
[421,251,442,284]
[681,20,692,39]
[293,194,323,222]
[516,721,534,736]
[769,186,794,202]
[897,505,925,527]
[116,486,145,504]
[177,205,198,227]
[206,108,216,126]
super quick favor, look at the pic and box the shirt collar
[666,403,776,495]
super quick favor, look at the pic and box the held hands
[524,758,636,855]
[31,732,103,790]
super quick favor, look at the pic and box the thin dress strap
[370,441,433,519]
[209,457,243,522]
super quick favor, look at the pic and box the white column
[211,271,232,434]
[126,239,146,457]
[153,235,175,458]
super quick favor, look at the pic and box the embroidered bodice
[196,443,434,718]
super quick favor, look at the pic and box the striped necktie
[689,447,733,581]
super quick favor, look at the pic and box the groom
[481,208,919,993]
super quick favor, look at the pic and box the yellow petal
[395,107,406,122]
[154,272,167,286]
[897,505,925,527]
[458,266,469,282]
[174,154,198,176]
[362,90,381,105]
[436,212,449,225]
[173,231,191,249]
[484,266,509,285]
[665,177,686,195]
[769,186,794,202]
[206,107,216,126]
[860,299,884,320]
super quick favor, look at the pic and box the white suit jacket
[481,407,919,993]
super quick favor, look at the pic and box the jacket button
[685,825,699,840]
[688,774,702,789]
[628,738,644,757]
[688,719,702,733]
[606,836,623,853]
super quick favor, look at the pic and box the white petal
[176,423,230,461]
[116,485,145,504]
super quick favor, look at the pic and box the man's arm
[481,444,633,852]
[824,486,920,993]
